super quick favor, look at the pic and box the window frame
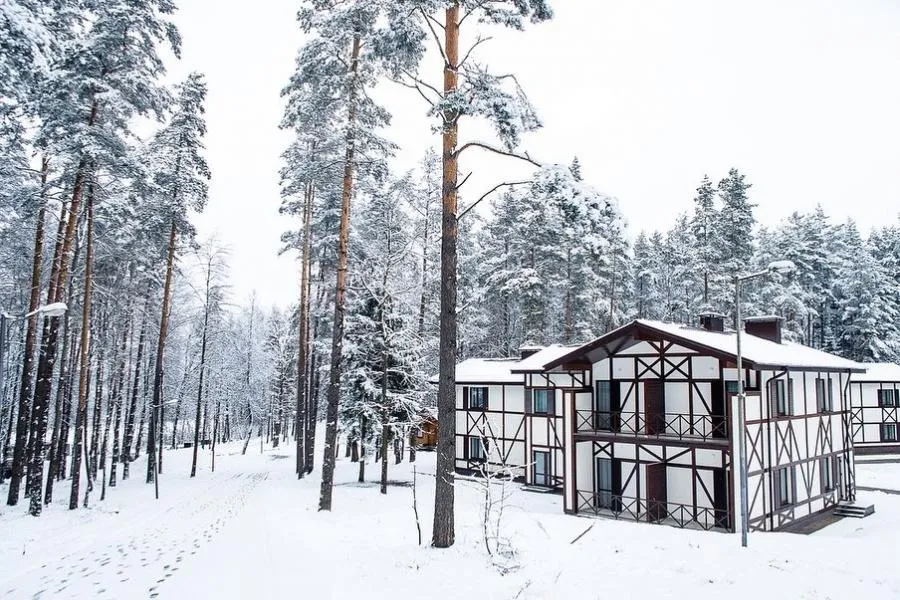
[878,388,897,408]
[881,423,898,443]
[772,379,789,417]
[821,457,835,493]
[816,377,834,413]
[775,466,795,508]
[468,386,488,410]
[468,435,487,462]
[533,389,552,414]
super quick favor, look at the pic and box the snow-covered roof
[851,362,900,382]
[429,357,523,385]
[542,320,864,373]
[511,344,580,372]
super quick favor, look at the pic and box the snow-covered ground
[1,442,898,599]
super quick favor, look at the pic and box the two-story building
[849,363,900,454]
[454,316,864,533]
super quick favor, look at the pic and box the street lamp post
[734,261,794,548]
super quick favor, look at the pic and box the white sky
[167,0,900,310]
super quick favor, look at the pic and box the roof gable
[542,320,864,373]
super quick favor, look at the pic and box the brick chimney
[519,345,542,360]
[698,312,725,333]
[744,316,783,344]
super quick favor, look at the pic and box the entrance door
[713,468,729,529]
[533,450,550,487]
[646,463,668,522]
[710,380,726,439]
[644,380,665,436]
[594,457,621,511]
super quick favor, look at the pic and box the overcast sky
[166,0,900,310]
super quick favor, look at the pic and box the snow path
[0,447,271,599]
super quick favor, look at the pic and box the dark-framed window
[770,378,792,417]
[594,381,612,430]
[468,435,486,461]
[595,457,614,509]
[467,386,488,410]
[881,423,898,442]
[725,380,739,396]
[816,378,833,413]
[821,456,835,492]
[775,466,796,508]
[533,389,552,414]
[878,389,897,408]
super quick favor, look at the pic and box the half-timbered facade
[540,318,862,533]
[453,317,864,534]
[453,346,575,487]
[849,363,900,454]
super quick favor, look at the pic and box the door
[594,457,621,511]
[533,450,550,487]
[644,380,666,436]
[713,468,729,529]
[646,463,668,522]
[710,380,726,439]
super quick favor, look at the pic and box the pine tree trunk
[350,440,358,462]
[108,313,129,487]
[47,221,82,492]
[27,162,87,516]
[296,179,313,478]
[56,336,78,481]
[319,34,362,512]
[305,318,319,473]
[191,282,211,477]
[69,183,95,510]
[6,159,49,506]
[433,3,459,549]
[89,329,105,482]
[148,222,176,485]
[358,415,366,483]
[122,306,147,479]
[380,423,389,495]
[211,399,219,472]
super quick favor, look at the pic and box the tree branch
[459,35,492,69]
[458,180,531,221]
[455,142,542,168]
[420,8,449,67]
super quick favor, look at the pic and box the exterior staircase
[834,503,875,518]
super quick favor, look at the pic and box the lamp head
[38,302,68,317]
[766,260,796,276]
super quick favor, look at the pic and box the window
[770,379,791,417]
[821,457,835,492]
[594,381,612,430]
[468,436,486,461]
[816,378,833,413]
[726,381,739,395]
[882,423,898,442]
[533,389,552,414]
[878,389,897,407]
[595,457,614,509]
[467,386,488,410]
[775,466,795,508]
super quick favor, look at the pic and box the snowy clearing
[1,445,898,600]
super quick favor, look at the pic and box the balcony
[574,490,729,531]
[574,410,728,442]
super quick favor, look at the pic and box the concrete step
[834,503,875,518]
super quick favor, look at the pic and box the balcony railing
[575,490,729,531]
[574,409,728,441]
